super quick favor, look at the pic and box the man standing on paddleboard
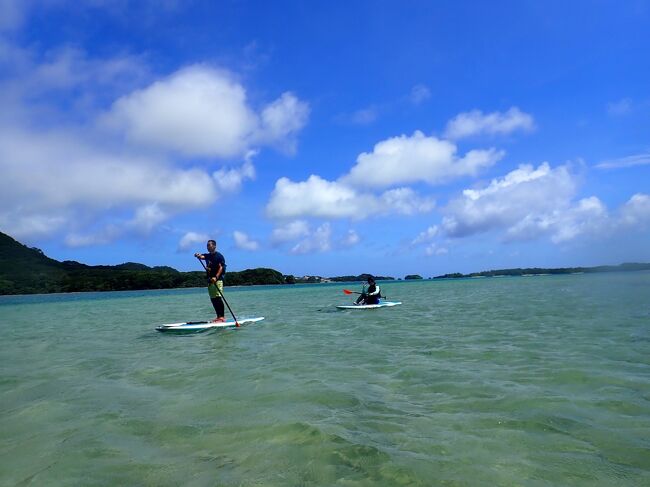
[195,240,227,323]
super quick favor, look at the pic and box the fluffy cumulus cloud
[104,65,309,158]
[619,193,650,228]
[0,127,220,240]
[441,162,579,240]
[270,220,310,244]
[266,175,435,220]
[233,230,260,251]
[341,131,503,188]
[411,168,649,255]
[257,92,310,152]
[290,223,331,254]
[0,41,309,243]
[213,158,256,194]
[444,107,535,140]
[178,231,210,251]
[437,162,628,245]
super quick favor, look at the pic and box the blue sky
[1,0,649,277]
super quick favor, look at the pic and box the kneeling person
[356,276,381,305]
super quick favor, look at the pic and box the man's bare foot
[211,317,226,323]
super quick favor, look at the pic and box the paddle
[343,289,362,295]
[196,256,240,327]
[343,289,388,300]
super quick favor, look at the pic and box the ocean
[1,272,649,486]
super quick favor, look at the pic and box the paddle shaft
[197,256,239,326]
[344,289,387,299]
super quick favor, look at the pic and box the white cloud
[256,92,310,153]
[341,131,503,188]
[411,225,448,256]
[130,203,168,234]
[619,193,650,228]
[65,225,121,248]
[442,163,578,239]
[213,158,256,194]
[546,197,608,243]
[341,229,360,247]
[291,223,331,254]
[233,230,260,251]
[266,175,435,220]
[60,203,170,248]
[412,225,439,245]
[0,127,219,240]
[444,107,535,140]
[595,153,650,170]
[0,128,216,210]
[411,168,648,250]
[0,44,148,112]
[103,65,309,158]
[424,244,448,256]
[4,214,68,240]
[178,231,209,251]
[409,84,431,105]
[267,176,374,219]
[380,187,435,215]
[270,220,310,244]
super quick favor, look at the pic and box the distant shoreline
[2,230,649,295]
[432,263,650,280]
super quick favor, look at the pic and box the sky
[1,0,649,278]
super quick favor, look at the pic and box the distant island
[292,273,394,284]
[433,263,650,279]
[2,231,648,295]
[0,232,392,295]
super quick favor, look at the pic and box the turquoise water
[1,273,649,486]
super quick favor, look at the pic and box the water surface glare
[1,273,649,486]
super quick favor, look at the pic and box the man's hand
[194,252,202,259]
[210,277,217,284]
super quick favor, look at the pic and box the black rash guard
[202,252,226,281]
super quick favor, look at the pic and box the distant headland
[0,231,648,295]
[0,231,394,295]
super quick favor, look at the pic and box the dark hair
[368,276,375,284]
[207,239,216,246]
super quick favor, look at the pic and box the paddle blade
[343,289,354,294]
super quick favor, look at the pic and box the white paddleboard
[156,316,264,333]
[336,301,402,310]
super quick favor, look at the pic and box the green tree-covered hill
[0,232,286,295]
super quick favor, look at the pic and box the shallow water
[1,273,649,486]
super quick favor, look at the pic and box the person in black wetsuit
[355,276,381,305]
[194,240,227,322]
